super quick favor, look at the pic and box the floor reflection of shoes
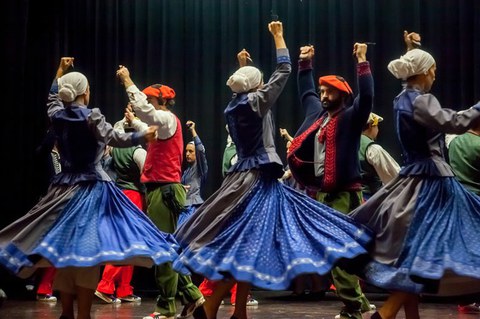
[142,312,174,319]
[36,294,57,302]
[231,295,259,307]
[334,309,363,319]
[94,290,121,304]
[119,294,141,302]
[0,289,6,308]
[361,304,376,312]
[177,296,205,319]
[458,303,480,313]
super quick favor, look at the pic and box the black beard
[322,98,342,110]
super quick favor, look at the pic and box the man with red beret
[287,44,375,319]
[116,67,204,319]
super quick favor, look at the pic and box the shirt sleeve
[132,147,147,172]
[88,108,144,147]
[413,94,480,134]
[47,79,64,118]
[250,48,292,117]
[366,143,400,184]
[193,135,208,185]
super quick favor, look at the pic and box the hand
[116,65,134,88]
[237,49,252,67]
[56,57,74,78]
[353,43,367,63]
[299,45,314,61]
[268,21,283,37]
[279,128,293,142]
[144,126,158,142]
[186,120,195,130]
[124,103,135,124]
[404,30,421,50]
[59,57,74,71]
[116,65,130,81]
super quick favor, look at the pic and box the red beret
[319,75,353,95]
[142,85,176,100]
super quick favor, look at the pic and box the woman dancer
[350,31,480,319]
[173,21,373,319]
[0,57,179,319]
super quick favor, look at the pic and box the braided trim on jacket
[320,116,339,191]
[287,117,324,160]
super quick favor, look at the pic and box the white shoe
[94,290,121,304]
[246,296,259,306]
[119,294,141,303]
[36,294,57,302]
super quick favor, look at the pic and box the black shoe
[178,297,206,319]
[191,305,208,319]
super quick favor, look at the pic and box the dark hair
[151,84,176,108]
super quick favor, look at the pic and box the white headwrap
[58,72,89,102]
[226,66,262,93]
[387,48,436,80]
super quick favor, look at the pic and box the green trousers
[316,190,371,318]
[146,183,203,316]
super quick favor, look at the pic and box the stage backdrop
[2,0,479,228]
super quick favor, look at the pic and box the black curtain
[2,0,479,228]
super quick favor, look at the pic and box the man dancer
[116,69,204,319]
[287,43,375,319]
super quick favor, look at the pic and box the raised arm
[254,20,292,116]
[350,43,374,131]
[296,45,323,128]
[187,121,208,183]
[269,21,286,49]
[116,66,176,135]
[48,57,75,118]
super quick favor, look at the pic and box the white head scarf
[226,66,262,93]
[58,72,88,102]
[387,48,436,80]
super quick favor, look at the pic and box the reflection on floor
[0,290,478,319]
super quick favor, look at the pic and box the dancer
[178,120,208,226]
[287,42,375,319]
[172,20,372,319]
[359,112,400,200]
[349,31,480,319]
[116,66,204,319]
[0,57,179,319]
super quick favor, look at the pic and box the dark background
[1,0,479,292]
